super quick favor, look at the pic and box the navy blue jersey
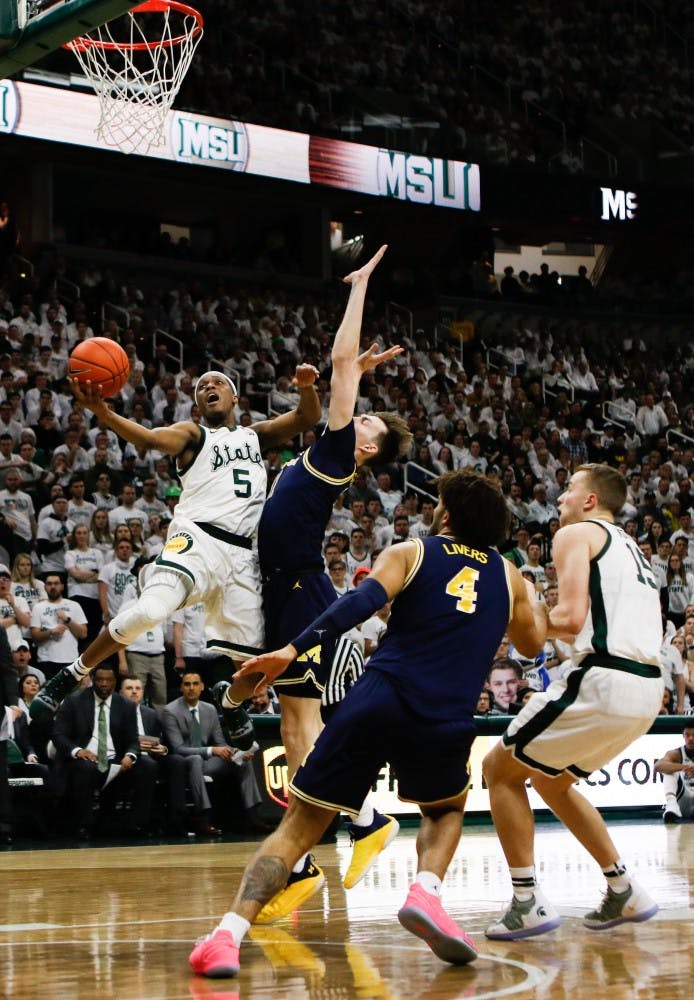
[370,536,512,721]
[258,422,356,575]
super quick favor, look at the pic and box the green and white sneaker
[486,889,561,940]
[29,665,81,721]
[584,882,658,930]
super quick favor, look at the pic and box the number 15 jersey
[572,519,662,669]
[369,535,513,721]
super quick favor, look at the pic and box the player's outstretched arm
[253,363,321,447]
[234,542,415,689]
[329,244,390,429]
[70,379,200,457]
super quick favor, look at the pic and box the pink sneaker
[398,883,477,965]
[189,930,240,978]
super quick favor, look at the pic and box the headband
[194,371,238,406]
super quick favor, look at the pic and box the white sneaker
[584,881,658,930]
[663,798,682,825]
[485,889,561,940]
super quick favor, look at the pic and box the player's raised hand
[70,377,108,415]
[343,244,388,285]
[292,363,320,389]
[357,342,404,374]
[233,645,297,691]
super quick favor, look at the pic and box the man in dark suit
[0,625,19,844]
[119,674,185,834]
[162,671,266,837]
[53,665,155,838]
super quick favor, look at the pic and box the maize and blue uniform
[290,535,513,814]
[258,422,356,698]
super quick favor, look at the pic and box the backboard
[0,0,138,78]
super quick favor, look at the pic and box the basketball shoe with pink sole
[189,930,240,979]
[398,883,478,964]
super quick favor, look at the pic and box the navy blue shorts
[263,571,338,699]
[290,669,476,814]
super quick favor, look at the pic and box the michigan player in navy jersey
[216,245,412,918]
[484,464,663,940]
[189,472,548,978]
[29,367,321,723]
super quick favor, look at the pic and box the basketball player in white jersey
[484,463,663,939]
[30,366,321,724]
[654,720,694,823]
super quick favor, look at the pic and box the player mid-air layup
[30,364,321,731]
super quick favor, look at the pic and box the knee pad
[109,568,192,645]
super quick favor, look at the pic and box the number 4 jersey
[175,425,266,538]
[368,535,513,721]
[572,519,662,670]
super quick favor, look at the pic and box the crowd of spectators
[0,239,693,842]
[177,0,691,171]
[34,0,692,175]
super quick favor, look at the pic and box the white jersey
[573,519,662,669]
[175,424,266,539]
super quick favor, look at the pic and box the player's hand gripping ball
[68,337,130,397]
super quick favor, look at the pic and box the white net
[66,1,203,155]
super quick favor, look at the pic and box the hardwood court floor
[0,819,692,1000]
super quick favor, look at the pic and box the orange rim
[65,0,203,53]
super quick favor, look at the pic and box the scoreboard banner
[2,78,691,231]
[0,78,480,212]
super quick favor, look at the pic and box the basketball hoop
[64,0,203,155]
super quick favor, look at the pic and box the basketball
[68,337,130,397]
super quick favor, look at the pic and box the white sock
[602,859,630,894]
[293,853,309,875]
[352,799,375,828]
[415,871,441,896]
[216,911,250,945]
[69,656,90,680]
[222,688,242,710]
[509,865,537,902]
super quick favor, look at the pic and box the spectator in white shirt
[108,484,141,532]
[654,476,678,509]
[66,476,97,530]
[671,511,694,559]
[570,359,599,394]
[0,468,36,550]
[376,471,402,518]
[526,483,559,528]
[30,574,88,679]
[36,496,75,578]
[327,559,350,596]
[270,376,299,414]
[52,430,92,474]
[635,393,669,438]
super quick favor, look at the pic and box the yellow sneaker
[343,813,399,889]
[254,855,325,924]
[249,926,326,977]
